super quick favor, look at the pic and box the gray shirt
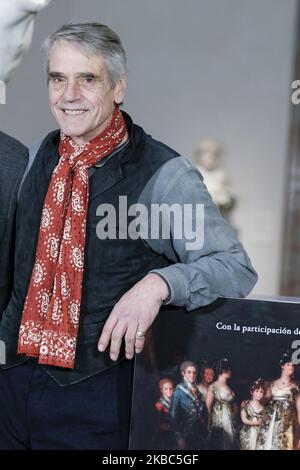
[137,155,257,308]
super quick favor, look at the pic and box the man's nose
[63,80,81,101]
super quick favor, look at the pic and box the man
[0,22,257,450]
[170,361,208,450]
[0,0,52,315]
[0,133,27,315]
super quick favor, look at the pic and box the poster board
[130,297,300,450]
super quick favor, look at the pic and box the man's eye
[50,77,64,83]
[79,76,96,86]
[83,77,94,84]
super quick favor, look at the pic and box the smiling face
[48,40,126,145]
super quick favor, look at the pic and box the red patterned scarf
[17,107,127,369]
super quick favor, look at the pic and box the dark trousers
[0,358,133,450]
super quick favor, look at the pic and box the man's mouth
[62,109,88,116]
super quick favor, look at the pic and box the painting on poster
[129,298,300,450]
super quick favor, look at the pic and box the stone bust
[195,139,235,219]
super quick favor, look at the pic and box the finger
[125,322,139,360]
[135,334,146,354]
[109,322,127,361]
[135,323,148,354]
[98,313,118,352]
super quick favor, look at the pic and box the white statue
[0,0,52,83]
[195,139,235,219]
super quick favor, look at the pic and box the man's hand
[98,273,169,361]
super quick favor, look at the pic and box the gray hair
[180,361,197,374]
[42,22,127,88]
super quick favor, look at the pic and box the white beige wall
[0,0,298,295]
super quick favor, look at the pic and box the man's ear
[114,78,127,105]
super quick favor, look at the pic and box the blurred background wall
[0,0,298,297]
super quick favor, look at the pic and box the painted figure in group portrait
[170,361,208,450]
[206,358,239,450]
[256,351,300,450]
[197,363,215,400]
[240,378,265,450]
[154,378,176,449]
